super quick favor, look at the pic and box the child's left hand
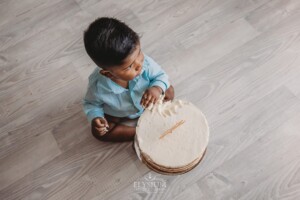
[140,86,163,108]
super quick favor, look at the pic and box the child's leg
[91,84,174,142]
[91,114,136,142]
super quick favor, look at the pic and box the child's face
[100,44,144,81]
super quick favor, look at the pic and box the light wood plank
[0,138,126,200]
[245,0,300,33]
[239,158,300,200]
[196,110,300,199]
[0,130,61,191]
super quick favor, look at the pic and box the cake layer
[140,149,207,175]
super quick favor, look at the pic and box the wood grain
[1,0,300,199]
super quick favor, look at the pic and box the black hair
[83,17,140,68]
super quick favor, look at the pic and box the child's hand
[92,117,109,136]
[140,86,163,108]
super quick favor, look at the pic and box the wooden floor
[1,0,300,199]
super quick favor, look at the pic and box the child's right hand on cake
[140,86,163,108]
[92,117,109,136]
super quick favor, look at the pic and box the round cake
[135,98,209,175]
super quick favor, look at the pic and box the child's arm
[82,94,104,123]
[146,55,170,93]
[83,88,112,136]
[141,55,171,107]
[83,77,136,141]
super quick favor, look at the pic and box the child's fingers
[99,118,109,128]
[142,97,150,108]
[141,91,151,106]
[140,96,147,107]
[104,119,109,128]
[143,93,148,100]
[94,118,103,127]
[96,127,108,135]
[96,127,108,132]
[142,93,160,107]
[145,96,155,108]
[143,91,152,100]
[105,122,109,128]
[150,97,158,106]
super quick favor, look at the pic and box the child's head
[84,17,144,81]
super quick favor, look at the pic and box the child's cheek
[138,54,145,67]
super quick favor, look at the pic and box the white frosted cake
[135,97,209,175]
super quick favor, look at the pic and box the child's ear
[99,69,114,79]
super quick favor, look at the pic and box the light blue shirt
[82,54,170,123]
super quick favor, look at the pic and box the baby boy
[82,17,174,142]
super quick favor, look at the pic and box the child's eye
[126,65,133,70]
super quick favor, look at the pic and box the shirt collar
[97,67,145,94]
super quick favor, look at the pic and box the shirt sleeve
[145,55,170,93]
[82,77,104,123]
